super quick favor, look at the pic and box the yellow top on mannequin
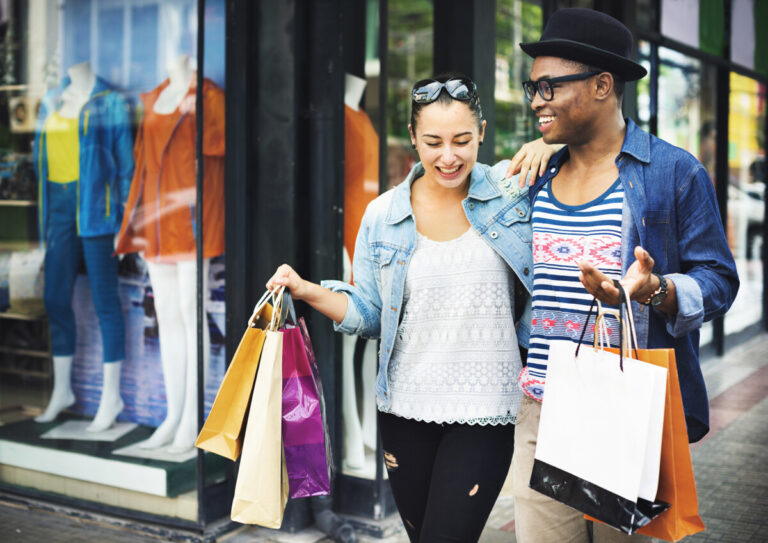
[44,111,80,183]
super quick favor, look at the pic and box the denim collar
[385,162,501,225]
[537,118,651,189]
[619,118,651,165]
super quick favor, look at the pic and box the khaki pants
[512,396,655,543]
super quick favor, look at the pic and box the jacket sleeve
[662,164,739,337]
[203,84,225,157]
[321,203,383,338]
[112,93,135,208]
[33,95,51,237]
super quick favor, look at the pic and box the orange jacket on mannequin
[344,105,379,264]
[115,77,225,261]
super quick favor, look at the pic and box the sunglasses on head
[522,71,603,102]
[411,77,477,104]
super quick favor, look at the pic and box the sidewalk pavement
[1,333,767,542]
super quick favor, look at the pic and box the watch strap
[642,273,667,306]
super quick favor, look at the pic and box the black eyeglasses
[522,71,603,102]
[411,77,477,104]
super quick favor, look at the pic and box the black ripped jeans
[378,411,516,543]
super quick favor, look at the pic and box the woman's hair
[410,72,483,134]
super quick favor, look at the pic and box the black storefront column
[433,0,497,165]
[225,0,346,532]
[225,0,304,340]
[301,0,346,486]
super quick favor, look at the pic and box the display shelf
[0,311,46,321]
[0,417,228,498]
[0,200,36,207]
[0,313,51,381]
[0,366,49,378]
[0,345,50,359]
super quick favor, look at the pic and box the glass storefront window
[0,0,226,523]
[647,47,718,345]
[726,73,766,335]
[336,0,433,482]
[495,0,543,162]
[385,0,432,191]
[656,47,717,160]
[634,0,658,34]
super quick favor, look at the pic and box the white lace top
[381,228,523,425]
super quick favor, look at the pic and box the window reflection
[0,0,227,518]
[726,73,766,334]
[495,0,543,162]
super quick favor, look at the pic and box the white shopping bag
[530,292,668,534]
[535,339,668,501]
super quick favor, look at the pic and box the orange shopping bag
[587,346,705,541]
[195,291,273,460]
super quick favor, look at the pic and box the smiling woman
[267,74,557,542]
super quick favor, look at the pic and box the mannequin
[34,61,133,432]
[342,73,379,470]
[153,54,194,114]
[115,54,226,453]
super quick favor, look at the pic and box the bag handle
[268,286,286,331]
[248,289,274,327]
[282,290,299,326]
[575,280,638,371]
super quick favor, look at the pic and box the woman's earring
[411,143,416,149]
[479,141,484,146]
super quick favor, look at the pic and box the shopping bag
[231,288,289,528]
[530,291,670,534]
[281,292,332,498]
[195,291,273,460]
[589,346,705,541]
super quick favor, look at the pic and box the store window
[655,47,717,160]
[495,0,542,162]
[0,0,226,523]
[336,0,433,485]
[639,46,721,345]
[726,73,766,334]
[385,0,432,190]
[636,40,652,132]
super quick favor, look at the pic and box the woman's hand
[266,264,350,323]
[267,264,308,300]
[505,138,564,188]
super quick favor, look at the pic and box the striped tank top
[519,178,624,401]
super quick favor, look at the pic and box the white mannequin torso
[58,62,95,119]
[154,54,194,115]
[345,73,366,111]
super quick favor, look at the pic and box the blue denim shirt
[530,119,739,442]
[34,76,134,239]
[323,161,534,412]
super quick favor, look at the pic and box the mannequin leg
[37,182,79,422]
[342,333,365,470]
[167,259,209,453]
[87,361,124,432]
[82,234,125,432]
[140,262,187,449]
[35,356,75,422]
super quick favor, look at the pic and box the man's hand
[578,246,657,305]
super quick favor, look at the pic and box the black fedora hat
[520,8,647,81]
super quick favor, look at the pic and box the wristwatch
[642,273,668,306]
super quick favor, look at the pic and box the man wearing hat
[511,8,738,542]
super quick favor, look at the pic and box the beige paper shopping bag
[230,325,289,527]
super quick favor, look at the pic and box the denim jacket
[34,76,134,239]
[530,119,739,442]
[323,161,534,411]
